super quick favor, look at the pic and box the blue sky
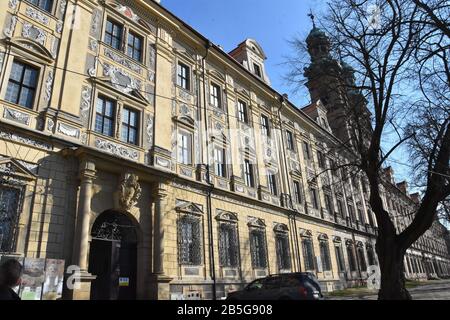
[160,0,411,183]
[161,0,323,107]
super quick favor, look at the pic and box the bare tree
[287,0,450,299]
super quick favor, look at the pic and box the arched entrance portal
[88,210,137,300]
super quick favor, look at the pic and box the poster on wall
[42,259,65,300]
[19,257,46,300]
[0,255,24,294]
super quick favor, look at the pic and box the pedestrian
[0,259,23,300]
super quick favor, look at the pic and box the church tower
[303,14,370,146]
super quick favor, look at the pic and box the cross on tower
[308,9,316,28]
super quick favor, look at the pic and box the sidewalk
[325,279,450,300]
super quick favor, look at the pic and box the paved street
[327,280,450,300]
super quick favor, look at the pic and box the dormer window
[253,63,262,77]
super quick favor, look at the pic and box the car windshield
[247,279,264,290]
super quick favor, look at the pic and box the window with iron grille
[293,180,302,204]
[250,229,267,268]
[210,83,222,108]
[95,96,115,137]
[286,130,295,150]
[0,186,22,252]
[319,241,332,271]
[5,60,39,109]
[275,233,291,270]
[347,245,357,271]
[218,223,238,267]
[335,245,346,272]
[177,62,190,90]
[127,31,143,62]
[104,19,123,50]
[357,247,367,271]
[178,216,202,265]
[121,107,139,145]
[29,0,53,12]
[302,238,315,271]
[260,114,270,136]
[237,100,248,123]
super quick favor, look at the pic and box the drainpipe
[201,40,216,300]
[276,97,302,272]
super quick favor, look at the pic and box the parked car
[226,272,323,300]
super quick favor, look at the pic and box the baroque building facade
[0,0,448,300]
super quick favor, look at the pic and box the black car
[226,272,323,300]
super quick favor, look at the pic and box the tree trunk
[376,236,411,300]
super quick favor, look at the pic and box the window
[178,216,202,265]
[286,130,295,150]
[177,62,190,90]
[310,188,319,209]
[237,100,248,123]
[335,246,345,272]
[276,234,291,270]
[319,241,332,271]
[250,229,267,268]
[0,186,21,252]
[324,194,333,214]
[178,131,192,165]
[367,210,374,226]
[302,142,311,160]
[337,199,345,218]
[244,159,254,188]
[260,114,270,136]
[267,172,277,196]
[367,247,376,266]
[302,238,315,271]
[214,147,226,178]
[348,204,356,221]
[357,208,365,224]
[247,278,264,290]
[253,63,262,77]
[120,107,139,145]
[347,246,357,271]
[29,0,53,12]
[210,83,222,108]
[357,247,367,272]
[293,181,302,204]
[127,31,143,62]
[95,96,115,137]
[317,151,326,169]
[104,19,123,50]
[218,224,238,267]
[5,61,39,109]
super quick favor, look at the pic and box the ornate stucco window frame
[0,157,37,255]
[215,210,240,279]
[247,216,268,278]
[175,200,205,279]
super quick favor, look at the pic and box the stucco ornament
[118,173,142,211]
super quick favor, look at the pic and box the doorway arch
[88,210,138,300]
